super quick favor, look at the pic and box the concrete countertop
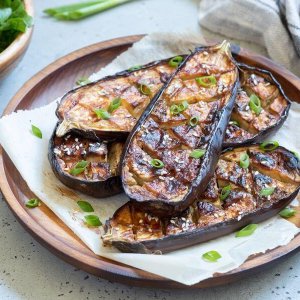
[0,0,299,299]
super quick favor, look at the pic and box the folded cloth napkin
[198,0,300,76]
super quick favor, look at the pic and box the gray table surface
[0,0,299,299]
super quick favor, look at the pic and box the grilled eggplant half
[103,145,300,253]
[121,41,239,216]
[56,58,175,140]
[49,126,123,197]
[224,63,291,147]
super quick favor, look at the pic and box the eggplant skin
[223,63,291,148]
[48,125,123,198]
[121,41,239,216]
[102,145,300,253]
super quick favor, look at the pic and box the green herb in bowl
[0,0,33,53]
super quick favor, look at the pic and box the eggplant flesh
[224,63,290,147]
[48,126,123,197]
[102,145,300,253]
[121,41,239,216]
[56,59,175,140]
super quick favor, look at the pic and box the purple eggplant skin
[48,125,123,198]
[55,58,175,142]
[105,189,299,254]
[223,63,292,148]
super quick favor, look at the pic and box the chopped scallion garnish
[168,56,184,68]
[150,159,164,169]
[260,187,275,197]
[128,65,142,72]
[138,84,151,96]
[249,94,262,116]
[76,77,91,86]
[25,198,40,208]
[202,250,221,262]
[178,100,188,112]
[170,104,180,115]
[94,108,111,120]
[259,141,279,152]
[31,125,42,139]
[189,116,199,127]
[108,97,121,113]
[189,149,206,159]
[77,200,94,212]
[279,207,296,218]
[84,215,102,227]
[70,160,89,176]
[239,152,250,169]
[235,224,258,237]
[220,185,231,201]
[195,75,217,87]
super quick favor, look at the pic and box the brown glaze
[103,145,300,253]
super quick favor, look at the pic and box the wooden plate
[1,35,300,288]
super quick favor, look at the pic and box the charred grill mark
[103,145,300,253]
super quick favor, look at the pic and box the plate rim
[1,34,300,289]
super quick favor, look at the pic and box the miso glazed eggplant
[56,58,176,140]
[102,144,300,253]
[224,63,290,146]
[49,127,123,197]
[121,41,239,216]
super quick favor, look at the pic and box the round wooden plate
[1,35,300,289]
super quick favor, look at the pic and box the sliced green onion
[229,120,239,126]
[239,153,250,169]
[178,100,188,112]
[235,224,258,237]
[202,250,221,262]
[189,149,206,159]
[25,198,40,208]
[94,108,110,120]
[260,187,275,197]
[195,75,217,87]
[279,207,296,218]
[70,160,89,176]
[128,65,142,72]
[259,141,279,152]
[189,116,199,127]
[76,77,91,86]
[138,84,151,96]
[249,94,262,116]
[31,125,42,139]
[168,56,183,68]
[108,97,121,113]
[77,200,94,212]
[170,104,180,115]
[84,215,102,227]
[220,185,231,201]
[150,159,164,169]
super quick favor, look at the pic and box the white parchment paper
[0,33,299,286]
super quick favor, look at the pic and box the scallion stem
[48,0,134,21]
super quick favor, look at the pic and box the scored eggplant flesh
[56,59,175,140]
[48,127,123,197]
[121,41,239,216]
[224,64,290,146]
[102,145,300,253]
